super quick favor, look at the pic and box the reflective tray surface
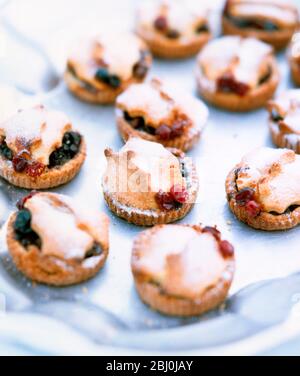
[1,0,300,356]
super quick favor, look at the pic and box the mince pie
[267,89,300,153]
[7,192,110,285]
[222,0,299,50]
[132,224,235,316]
[116,78,209,152]
[0,105,86,189]
[226,147,300,230]
[102,137,199,226]
[136,0,211,59]
[65,32,152,104]
[196,36,279,111]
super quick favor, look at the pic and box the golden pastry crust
[132,225,235,316]
[136,28,211,59]
[0,138,86,189]
[7,211,109,286]
[196,56,279,112]
[116,112,201,152]
[288,32,300,86]
[135,0,211,59]
[290,59,300,87]
[269,121,300,154]
[267,93,300,153]
[222,0,299,50]
[65,70,149,105]
[65,34,152,104]
[115,79,208,152]
[226,166,300,231]
[103,156,198,226]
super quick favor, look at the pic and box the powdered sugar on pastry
[198,36,273,89]
[0,107,71,165]
[228,0,298,28]
[269,90,300,135]
[68,32,145,83]
[24,192,109,261]
[96,34,141,80]
[133,225,227,299]
[103,138,185,211]
[138,0,209,40]
[117,79,208,129]
[237,147,300,213]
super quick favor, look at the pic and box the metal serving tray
[1,0,300,356]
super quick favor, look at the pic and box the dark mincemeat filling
[224,11,280,31]
[123,111,187,140]
[95,51,150,89]
[95,68,121,88]
[67,64,99,94]
[49,131,82,167]
[13,208,102,259]
[270,108,284,122]
[154,15,209,39]
[232,168,299,216]
[166,24,209,39]
[68,51,150,91]
[217,66,272,96]
[133,51,151,79]
[269,205,299,216]
[259,66,272,85]
[195,24,209,34]
[124,111,155,135]
[94,51,150,87]
[0,131,82,176]
[14,209,41,249]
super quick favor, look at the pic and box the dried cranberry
[154,16,168,31]
[155,190,175,210]
[202,226,221,241]
[17,191,38,210]
[171,121,186,138]
[170,185,188,204]
[155,124,172,140]
[245,200,261,217]
[26,161,45,178]
[226,14,279,31]
[235,188,255,205]
[12,150,30,172]
[219,240,234,258]
[217,73,249,97]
